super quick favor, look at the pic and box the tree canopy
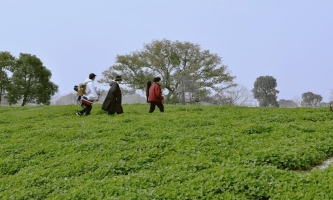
[301,91,323,107]
[99,39,236,103]
[1,52,58,106]
[252,75,279,107]
[0,51,16,104]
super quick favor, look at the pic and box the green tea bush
[1,104,333,199]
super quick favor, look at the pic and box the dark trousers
[149,102,164,113]
[79,103,93,115]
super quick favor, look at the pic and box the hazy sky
[1,0,332,101]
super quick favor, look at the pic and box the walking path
[312,157,333,171]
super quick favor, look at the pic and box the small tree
[251,75,279,107]
[6,53,58,106]
[278,99,298,108]
[212,85,252,105]
[225,85,252,105]
[301,91,323,107]
[292,96,302,107]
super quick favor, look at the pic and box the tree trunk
[0,86,3,105]
[21,95,27,106]
[180,91,185,105]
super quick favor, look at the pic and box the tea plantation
[1,104,333,199]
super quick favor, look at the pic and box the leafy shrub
[1,105,333,199]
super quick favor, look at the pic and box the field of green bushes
[1,104,333,199]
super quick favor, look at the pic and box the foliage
[6,53,58,106]
[252,76,279,107]
[301,91,323,107]
[278,99,298,108]
[1,105,333,199]
[99,39,236,104]
[0,51,16,105]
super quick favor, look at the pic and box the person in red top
[147,77,164,113]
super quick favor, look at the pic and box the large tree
[99,39,236,103]
[0,51,16,105]
[301,91,322,107]
[252,75,279,107]
[6,53,58,106]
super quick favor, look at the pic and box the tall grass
[1,104,333,199]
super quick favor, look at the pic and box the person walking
[102,75,123,115]
[76,73,99,116]
[147,77,164,113]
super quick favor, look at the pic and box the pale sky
[1,0,332,101]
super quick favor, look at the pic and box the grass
[1,104,333,199]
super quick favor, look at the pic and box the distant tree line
[99,39,328,107]
[2,39,328,107]
[251,75,326,108]
[0,52,58,106]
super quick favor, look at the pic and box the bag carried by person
[74,83,87,96]
[81,96,93,105]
